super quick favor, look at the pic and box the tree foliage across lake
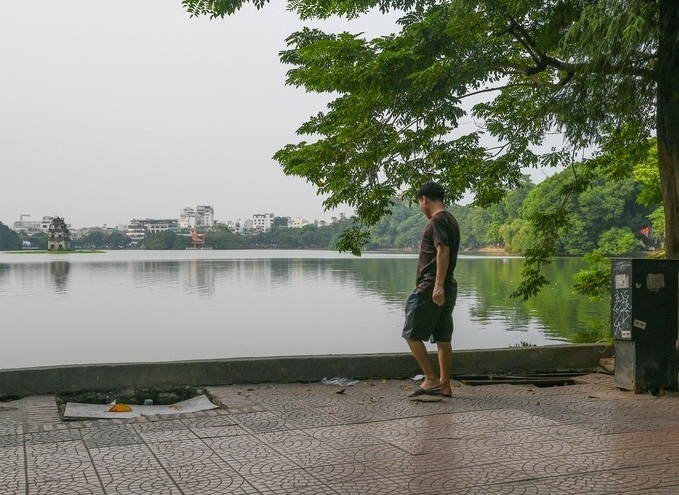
[183,0,679,299]
[366,167,655,256]
[0,222,22,251]
[142,221,353,250]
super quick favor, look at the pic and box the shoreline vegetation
[3,250,105,255]
[1,247,508,256]
[2,175,657,256]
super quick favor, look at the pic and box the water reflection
[0,264,8,296]
[0,252,608,368]
[181,260,215,294]
[49,261,70,293]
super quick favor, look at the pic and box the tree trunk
[657,0,679,258]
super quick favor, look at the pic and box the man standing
[403,181,460,399]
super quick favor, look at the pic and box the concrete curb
[0,343,612,397]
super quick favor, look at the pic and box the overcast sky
[0,1,402,228]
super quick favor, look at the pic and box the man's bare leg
[436,341,453,396]
[406,338,439,390]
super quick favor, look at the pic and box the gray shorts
[402,282,457,342]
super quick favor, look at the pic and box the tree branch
[505,16,542,67]
[459,82,534,99]
[501,16,654,84]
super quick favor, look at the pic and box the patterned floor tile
[89,444,163,473]
[541,468,663,494]
[146,439,221,467]
[165,461,252,494]
[82,425,143,448]
[306,424,385,449]
[100,468,183,494]
[230,410,295,434]
[27,468,103,493]
[27,480,104,495]
[0,436,22,450]
[25,440,91,466]
[5,374,679,494]
[188,424,250,439]
[247,466,341,495]
[307,463,411,494]
[274,408,344,428]
[393,462,529,494]
[25,429,84,444]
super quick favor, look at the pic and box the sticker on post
[646,273,665,291]
[621,330,631,339]
[615,274,629,289]
[633,319,647,330]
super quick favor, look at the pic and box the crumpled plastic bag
[321,377,359,386]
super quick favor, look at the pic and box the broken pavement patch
[63,394,218,421]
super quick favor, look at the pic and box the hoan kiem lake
[0,250,609,370]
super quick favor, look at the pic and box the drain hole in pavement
[453,373,585,387]
[0,395,21,403]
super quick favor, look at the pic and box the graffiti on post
[611,268,632,339]
[612,288,632,339]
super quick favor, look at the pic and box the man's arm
[433,244,449,306]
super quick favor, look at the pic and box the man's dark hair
[417,181,445,202]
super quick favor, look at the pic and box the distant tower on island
[48,217,71,251]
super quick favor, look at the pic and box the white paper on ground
[63,394,218,420]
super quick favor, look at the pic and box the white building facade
[226,218,254,234]
[180,205,213,229]
[125,218,180,245]
[196,205,214,227]
[12,215,53,234]
[289,217,311,229]
[253,213,274,232]
[179,208,196,229]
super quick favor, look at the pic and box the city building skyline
[10,207,350,239]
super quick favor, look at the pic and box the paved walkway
[1,373,679,494]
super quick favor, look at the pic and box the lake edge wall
[0,344,613,397]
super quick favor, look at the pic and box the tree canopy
[366,167,653,255]
[183,0,678,298]
[0,222,22,251]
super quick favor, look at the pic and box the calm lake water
[0,250,609,369]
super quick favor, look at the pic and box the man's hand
[434,244,449,306]
[433,284,445,306]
